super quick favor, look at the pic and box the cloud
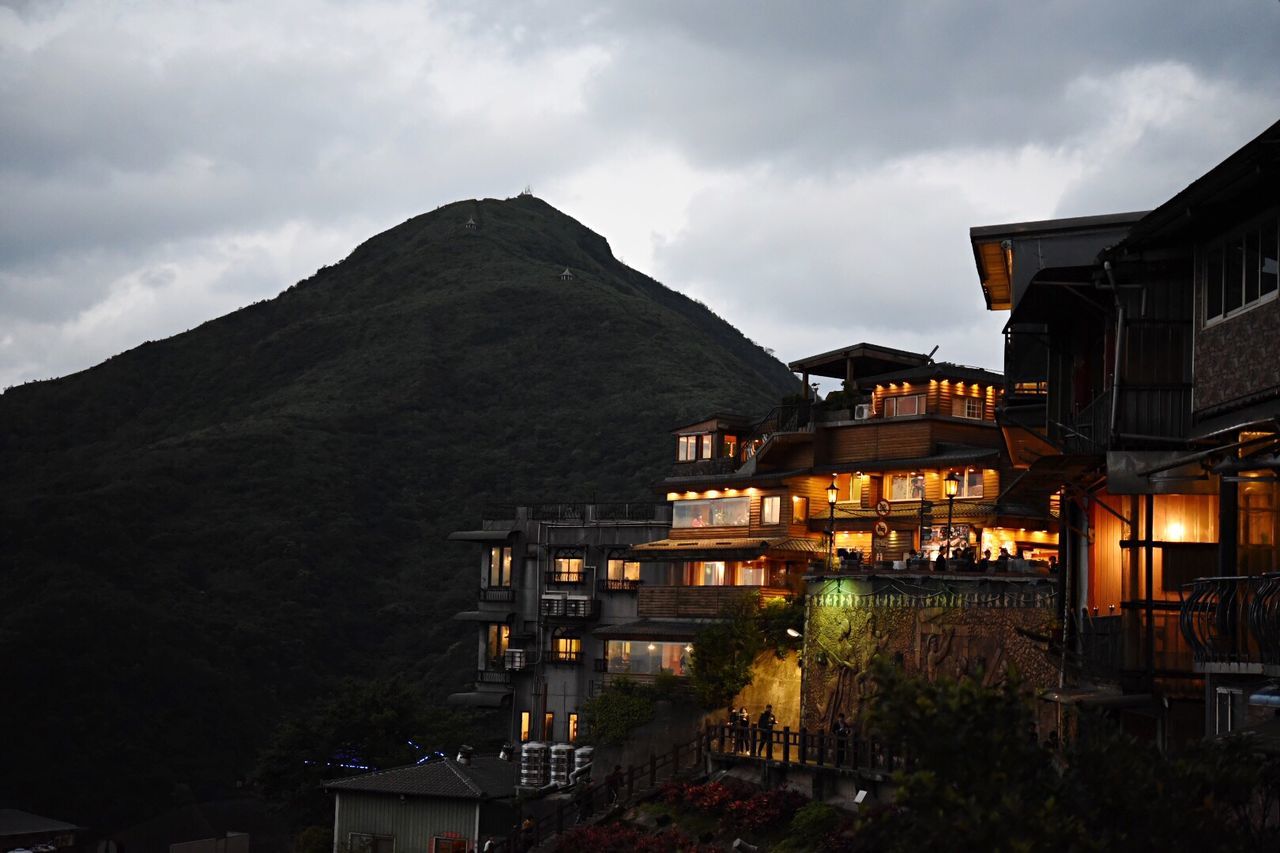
[1,0,1278,386]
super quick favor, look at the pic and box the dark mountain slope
[0,195,797,828]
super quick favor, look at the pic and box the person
[1048,555,1059,574]
[995,547,1010,571]
[605,764,624,804]
[574,778,592,824]
[976,548,992,573]
[755,704,776,757]
[832,712,850,766]
[934,548,947,572]
[736,706,749,752]
[518,817,536,853]
[482,838,496,853]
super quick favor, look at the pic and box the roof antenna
[925,345,939,364]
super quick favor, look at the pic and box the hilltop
[0,195,797,829]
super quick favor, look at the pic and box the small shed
[559,268,575,281]
[0,809,79,851]
[464,217,477,230]
[326,754,516,853]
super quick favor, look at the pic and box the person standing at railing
[832,713,850,766]
[735,707,749,752]
[754,705,776,757]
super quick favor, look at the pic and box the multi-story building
[446,503,672,746]
[968,117,1280,741]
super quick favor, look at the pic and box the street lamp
[943,471,962,560]
[826,475,839,569]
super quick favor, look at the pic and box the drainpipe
[1103,260,1125,443]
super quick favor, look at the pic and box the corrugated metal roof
[325,757,515,800]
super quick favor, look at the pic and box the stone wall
[1195,297,1280,413]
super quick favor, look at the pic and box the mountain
[0,195,797,828]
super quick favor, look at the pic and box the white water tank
[520,741,548,787]
[549,742,575,786]
[573,745,594,776]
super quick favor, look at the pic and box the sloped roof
[0,809,79,837]
[324,756,515,800]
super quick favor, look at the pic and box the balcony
[1181,574,1280,675]
[540,595,599,620]
[547,571,585,587]
[638,586,790,619]
[546,649,583,666]
[475,668,512,685]
[478,586,514,603]
[598,578,642,593]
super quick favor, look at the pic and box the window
[551,635,581,662]
[762,495,781,524]
[544,712,555,741]
[1241,477,1278,574]
[350,834,393,853]
[1204,215,1279,323]
[677,434,700,461]
[520,711,531,742]
[488,546,512,587]
[672,496,750,528]
[700,434,713,459]
[885,394,926,418]
[688,561,728,586]
[606,558,640,581]
[737,564,766,586]
[606,640,690,675]
[792,495,809,521]
[961,469,983,498]
[952,397,983,419]
[723,434,739,459]
[551,555,584,583]
[568,713,579,743]
[888,473,925,501]
[486,624,509,667]
[833,473,863,504]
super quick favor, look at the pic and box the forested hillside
[0,195,797,830]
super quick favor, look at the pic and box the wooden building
[968,117,1280,741]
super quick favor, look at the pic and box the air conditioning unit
[504,649,527,671]
[854,403,873,420]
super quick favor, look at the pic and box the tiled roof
[324,757,515,800]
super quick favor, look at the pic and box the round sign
[874,520,890,538]
[875,499,891,517]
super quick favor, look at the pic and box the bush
[580,677,655,745]
[721,788,808,833]
[552,823,720,853]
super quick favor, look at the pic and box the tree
[581,677,656,746]
[687,595,765,709]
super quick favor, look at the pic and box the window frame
[951,396,983,420]
[487,545,512,588]
[885,393,926,418]
[887,473,925,502]
[1202,213,1280,327]
[761,495,781,524]
[672,496,751,528]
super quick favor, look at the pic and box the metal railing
[540,597,599,619]
[475,669,512,685]
[545,649,583,665]
[478,586,514,602]
[1181,574,1280,674]
[597,578,642,593]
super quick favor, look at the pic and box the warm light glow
[746,487,760,496]
[685,491,697,498]
[685,644,694,652]
[666,492,679,501]
[706,490,720,498]
[647,643,657,651]
[827,475,839,506]
[726,488,738,495]
[1166,522,1185,542]
[944,471,961,498]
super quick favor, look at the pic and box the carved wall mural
[800,576,1060,731]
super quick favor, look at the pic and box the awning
[448,529,515,542]
[593,619,713,641]
[623,537,822,562]
[447,691,512,708]
[452,610,514,622]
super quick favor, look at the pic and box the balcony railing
[1181,574,1280,675]
[479,586,514,602]
[638,586,790,619]
[598,578,642,593]
[476,668,512,685]
[481,503,670,523]
[540,596,599,620]
[547,572,585,586]
[546,649,583,665]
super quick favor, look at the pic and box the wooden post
[782,726,791,765]
[799,727,808,764]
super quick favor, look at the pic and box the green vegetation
[0,195,798,830]
[859,660,1280,852]
[580,677,658,746]
[687,595,802,709]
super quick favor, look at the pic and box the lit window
[792,495,809,520]
[723,434,739,459]
[962,469,983,498]
[737,564,766,586]
[488,546,512,587]
[520,711,531,742]
[885,394,926,418]
[551,556,584,583]
[677,434,700,461]
[486,624,509,667]
[553,636,581,662]
[951,397,983,419]
[606,559,640,581]
[699,434,713,459]
[888,474,925,501]
[568,713,579,743]
[672,496,750,528]
[1204,216,1279,322]
[544,712,555,741]
[762,495,781,524]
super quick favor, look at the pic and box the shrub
[580,677,655,745]
[788,801,843,845]
[552,823,720,853]
[722,788,808,833]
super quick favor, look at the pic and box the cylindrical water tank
[520,741,548,787]
[549,742,574,786]
[573,745,594,775]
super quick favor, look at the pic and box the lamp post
[826,475,839,570]
[944,471,961,560]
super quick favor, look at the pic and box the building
[968,117,1280,741]
[0,810,79,853]
[446,502,673,745]
[325,751,516,853]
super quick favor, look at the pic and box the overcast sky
[2,1,1278,389]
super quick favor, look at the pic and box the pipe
[1104,260,1125,443]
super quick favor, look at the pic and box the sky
[2,1,1278,390]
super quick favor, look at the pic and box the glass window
[553,636,581,660]
[963,469,983,498]
[1206,245,1224,319]
[762,495,781,524]
[952,397,983,419]
[885,394,925,418]
[737,564,766,586]
[689,561,727,586]
[888,473,925,501]
[488,546,512,587]
[792,495,809,521]
[520,711,531,742]
[1225,235,1244,313]
[568,713,579,743]
[672,497,750,528]
[551,556,584,583]
[606,558,640,581]
[606,640,690,675]
[723,434,739,459]
[1263,219,1278,296]
[677,434,699,461]
[486,624,509,667]
[1245,229,1261,304]
[544,712,554,741]
[699,434,713,459]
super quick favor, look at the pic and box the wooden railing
[637,586,789,618]
[705,721,911,777]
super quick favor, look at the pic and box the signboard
[875,499,891,517]
[874,520,890,538]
